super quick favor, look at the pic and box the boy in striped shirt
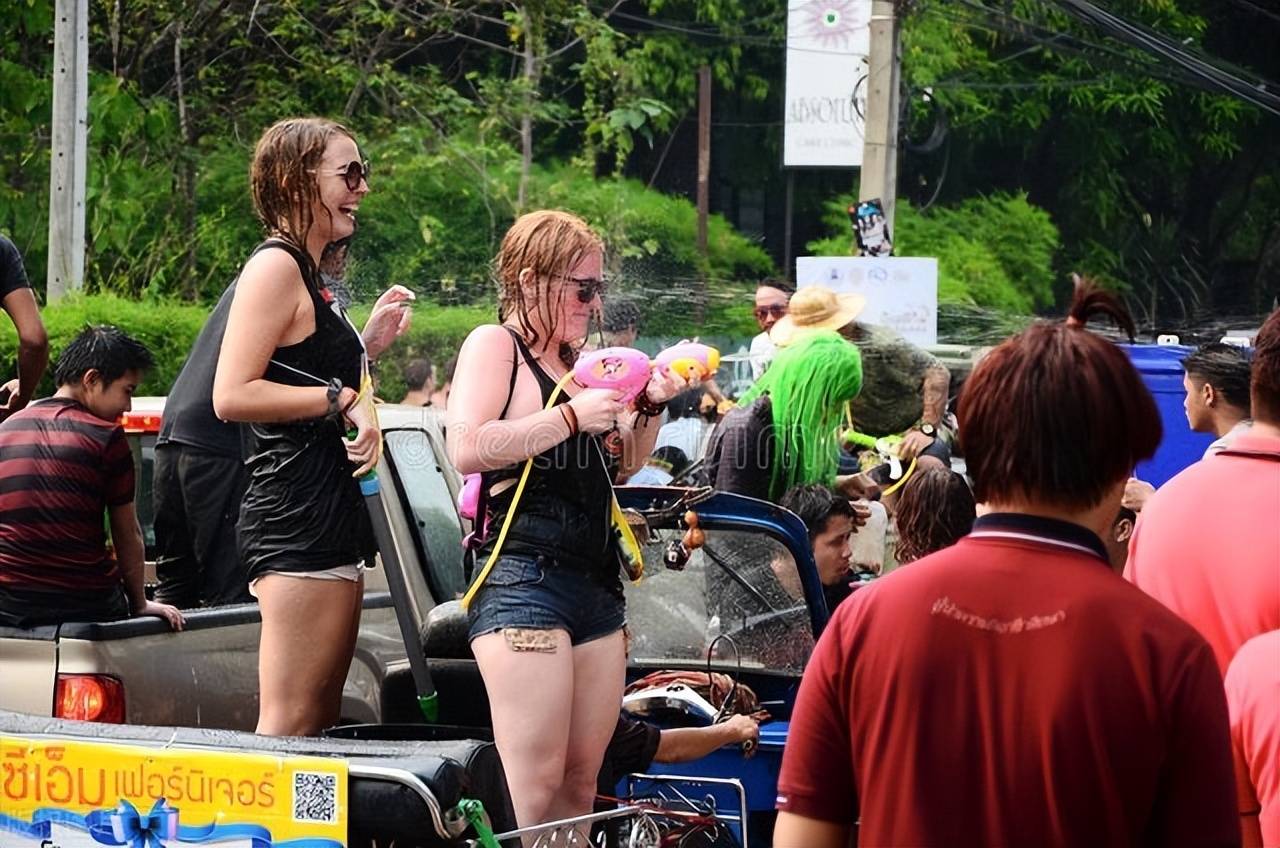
[0,326,183,630]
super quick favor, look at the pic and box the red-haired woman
[446,210,693,837]
[212,118,393,736]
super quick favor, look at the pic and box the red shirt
[0,398,132,591]
[1125,432,1280,674]
[1225,630,1280,846]
[777,513,1239,847]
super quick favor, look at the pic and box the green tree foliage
[0,0,779,307]
[900,0,1280,319]
[808,192,1060,314]
[2,0,1275,330]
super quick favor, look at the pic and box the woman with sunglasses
[212,117,389,736]
[447,209,694,838]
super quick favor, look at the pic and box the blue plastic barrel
[1119,344,1214,487]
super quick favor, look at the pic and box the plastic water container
[1119,344,1215,487]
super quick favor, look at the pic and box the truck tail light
[119,411,162,434]
[55,674,126,723]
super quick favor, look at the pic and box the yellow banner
[0,734,347,846]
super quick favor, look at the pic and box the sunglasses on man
[754,303,788,323]
[315,159,371,192]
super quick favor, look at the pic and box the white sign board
[796,256,939,346]
[783,0,871,167]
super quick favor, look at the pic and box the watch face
[920,423,936,436]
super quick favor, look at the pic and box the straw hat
[769,285,866,347]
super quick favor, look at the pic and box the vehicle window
[129,434,158,558]
[385,429,467,600]
[625,528,814,674]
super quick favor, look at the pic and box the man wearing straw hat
[771,285,953,472]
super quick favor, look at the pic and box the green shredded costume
[739,330,863,500]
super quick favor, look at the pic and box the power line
[1045,0,1280,116]
[926,0,1275,106]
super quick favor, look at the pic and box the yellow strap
[880,457,919,498]
[461,372,645,607]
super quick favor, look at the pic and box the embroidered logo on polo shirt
[931,596,1066,634]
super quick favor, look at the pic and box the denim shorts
[467,554,626,647]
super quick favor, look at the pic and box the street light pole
[859,0,901,234]
[48,0,89,302]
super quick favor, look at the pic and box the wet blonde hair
[496,210,603,363]
[250,117,357,260]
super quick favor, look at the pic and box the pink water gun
[457,342,719,521]
[573,342,721,403]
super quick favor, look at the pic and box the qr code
[293,770,338,824]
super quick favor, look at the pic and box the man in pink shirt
[1226,630,1280,847]
[1126,308,1280,673]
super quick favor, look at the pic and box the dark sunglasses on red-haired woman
[314,159,370,192]
[570,276,606,304]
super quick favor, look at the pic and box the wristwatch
[919,422,937,438]
[326,378,344,418]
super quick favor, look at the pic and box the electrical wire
[1044,0,1280,116]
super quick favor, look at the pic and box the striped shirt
[0,397,132,591]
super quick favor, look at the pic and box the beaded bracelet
[633,390,667,418]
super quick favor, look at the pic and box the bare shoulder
[458,324,516,361]
[236,245,307,298]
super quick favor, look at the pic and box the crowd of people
[1,113,1277,846]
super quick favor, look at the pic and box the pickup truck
[1,398,830,846]
[0,402,466,730]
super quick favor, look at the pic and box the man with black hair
[400,357,434,406]
[779,484,858,611]
[0,233,48,423]
[0,326,184,629]
[1182,342,1253,457]
[1127,311,1280,675]
[601,297,641,348]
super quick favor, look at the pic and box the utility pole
[48,0,89,301]
[696,65,711,258]
[859,0,901,235]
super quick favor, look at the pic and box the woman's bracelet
[560,403,579,437]
[633,390,666,418]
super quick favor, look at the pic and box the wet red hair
[1251,308,1280,426]
[958,278,1161,510]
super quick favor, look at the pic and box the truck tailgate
[0,626,58,714]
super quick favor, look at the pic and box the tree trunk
[174,16,197,299]
[343,0,406,119]
[518,9,536,212]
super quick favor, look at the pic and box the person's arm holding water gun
[615,367,695,476]
[447,325,624,475]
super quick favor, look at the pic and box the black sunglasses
[570,276,606,304]
[316,159,370,191]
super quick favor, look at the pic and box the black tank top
[158,239,302,455]
[476,328,619,589]
[235,244,373,577]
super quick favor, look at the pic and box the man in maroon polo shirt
[775,283,1239,847]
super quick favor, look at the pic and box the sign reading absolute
[783,0,872,168]
[0,734,348,847]
[795,256,939,346]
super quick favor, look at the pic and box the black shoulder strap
[251,238,322,302]
[498,326,524,421]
